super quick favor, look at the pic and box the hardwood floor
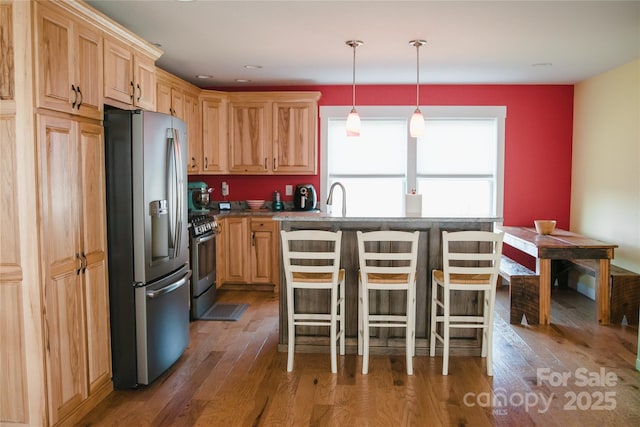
[77,286,640,426]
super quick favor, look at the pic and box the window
[320,106,506,217]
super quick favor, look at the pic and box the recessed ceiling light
[235,79,251,83]
[532,62,552,67]
[243,65,262,70]
[196,75,214,79]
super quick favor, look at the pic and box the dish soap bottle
[272,190,284,211]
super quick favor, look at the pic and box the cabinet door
[78,122,111,394]
[156,79,173,116]
[250,219,278,284]
[201,96,227,174]
[156,80,183,118]
[35,2,74,114]
[35,3,103,119]
[184,91,201,173]
[74,21,103,120]
[171,87,184,119]
[133,53,156,111]
[103,36,134,105]
[273,101,316,174]
[223,217,249,283]
[38,115,87,424]
[228,101,269,173]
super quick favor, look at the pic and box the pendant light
[409,39,426,137]
[345,40,363,136]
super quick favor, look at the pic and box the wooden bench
[559,259,640,325]
[498,255,540,325]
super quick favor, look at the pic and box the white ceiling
[85,0,640,88]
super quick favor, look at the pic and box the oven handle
[146,271,191,299]
[194,232,216,245]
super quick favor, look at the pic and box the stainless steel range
[188,214,218,319]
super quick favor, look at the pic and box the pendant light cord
[346,40,362,110]
[415,42,420,110]
[352,43,357,109]
[410,40,426,110]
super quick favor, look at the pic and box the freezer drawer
[135,266,191,385]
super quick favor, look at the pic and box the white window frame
[320,105,506,218]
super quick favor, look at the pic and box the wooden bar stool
[280,230,345,373]
[430,230,504,375]
[357,230,420,375]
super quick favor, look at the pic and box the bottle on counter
[273,190,284,211]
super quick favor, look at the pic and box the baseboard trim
[58,378,113,426]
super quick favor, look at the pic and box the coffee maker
[293,184,317,210]
[188,182,212,214]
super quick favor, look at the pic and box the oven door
[190,231,217,318]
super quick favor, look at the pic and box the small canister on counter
[273,190,284,211]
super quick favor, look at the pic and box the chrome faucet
[326,182,346,217]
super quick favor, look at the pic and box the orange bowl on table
[534,220,556,235]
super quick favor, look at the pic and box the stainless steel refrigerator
[104,109,191,388]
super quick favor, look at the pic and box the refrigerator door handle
[146,271,191,299]
[168,128,184,259]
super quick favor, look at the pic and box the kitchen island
[274,212,501,356]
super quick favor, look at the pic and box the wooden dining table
[497,226,618,325]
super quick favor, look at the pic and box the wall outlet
[285,184,293,196]
[221,181,229,197]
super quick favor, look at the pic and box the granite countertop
[273,211,502,222]
[200,201,501,223]
[211,209,290,218]
[205,209,500,224]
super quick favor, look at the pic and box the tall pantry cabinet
[0,1,161,425]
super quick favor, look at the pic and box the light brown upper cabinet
[273,98,319,174]
[104,35,157,111]
[156,68,204,173]
[228,95,269,173]
[156,68,185,119]
[34,1,103,120]
[183,90,201,171]
[157,81,183,118]
[199,91,228,174]
[227,92,320,175]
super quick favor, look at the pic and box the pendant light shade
[409,39,426,137]
[346,108,361,136]
[410,108,425,137]
[346,40,363,137]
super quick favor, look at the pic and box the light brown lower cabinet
[217,216,279,290]
[37,114,112,425]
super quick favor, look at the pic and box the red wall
[193,84,574,233]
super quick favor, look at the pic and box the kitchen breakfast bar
[273,212,500,356]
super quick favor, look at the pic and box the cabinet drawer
[250,218,276,231]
